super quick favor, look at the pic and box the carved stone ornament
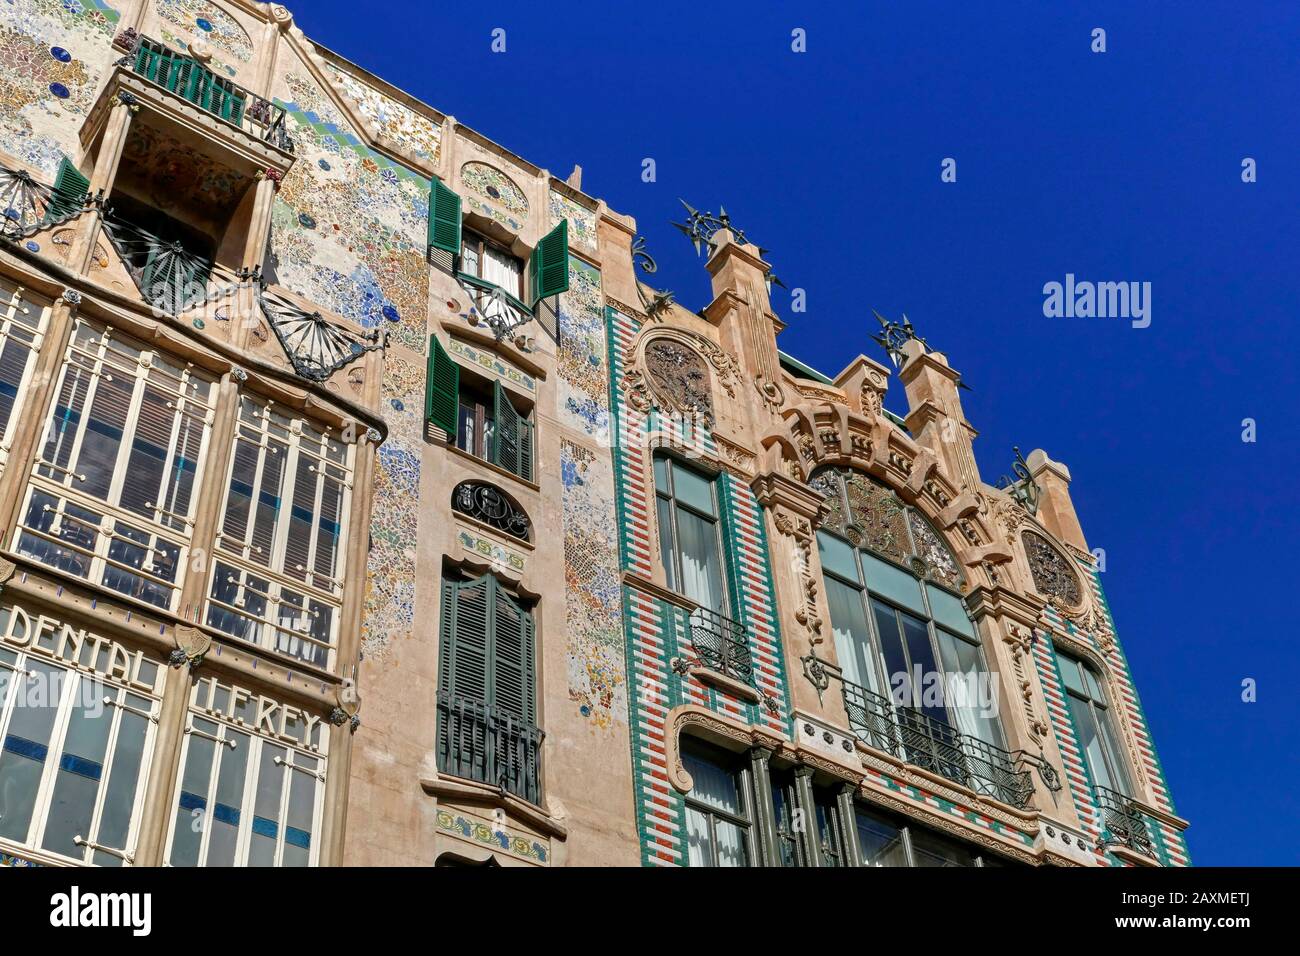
[666,706,784,794]
[171,625,212,668]
[643,338,714,425]
[773,507,823,643]
[0,557,16,594]
[1022,530,1083,607]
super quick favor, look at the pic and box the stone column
[747,745,778,867]
[134,647,202,865]
[835,782,861,866]
[67,95,135,275]
[793,765,821,866]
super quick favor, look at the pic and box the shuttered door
[438,576,492,784]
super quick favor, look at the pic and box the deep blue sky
[295,1,1300,865]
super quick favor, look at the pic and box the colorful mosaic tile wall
[1035,567,1190,868]
[461,161,528,217]
[155,0,252,63]
[270,67,433,659]
[325,61,442,166]
[549,188,597,253]
[0,0,119,175]
[605,304,793,865]
[557,256,609,441]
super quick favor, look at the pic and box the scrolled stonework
[0,557,16,594]
[666,705,784,794]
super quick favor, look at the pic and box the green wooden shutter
[427,179,462,257]
[424,335,459,437]
[438,576,492,783]
[46,158,90,221]
[491,585,536,724]
[528,220,569,306]
[492,381,520,477]
[519,419,534,483]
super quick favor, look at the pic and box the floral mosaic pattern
[549,188,597,252]
[557,257,608,439]
[448,336,536,393]
[155,0,252,62]
[457,528,526,574]
[1023,530,1082,606]
[272,72,430,350]
[325,62,441,166]
[436,809,548,863]
[460,161,527,217]
[562,439,626,727]
[0,0,118,175]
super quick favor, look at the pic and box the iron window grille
[451,481,530,541]
[840,677,1034,809]
[436,694,544,806]
[688,607,754,684]
[1094,784,1157,858]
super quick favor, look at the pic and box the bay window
[205,396,351,671]
[852,803,1006,867]
[0,612,162,866]
[0,282,48,475]
[14,318,214,611]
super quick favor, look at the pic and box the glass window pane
[94,707,148,853]
[653,455,669,491]
[676,509,724,613]
[861,551,925,614]
[0,661,65,842]
[926,583,974,637]
[854,808,907,867]
[282,764,316,867]
[656,495,677,592]
[713,818,747,866]
[936,629,1002,747]
[1067,695,1116,792]
[826,576,877,693]
[169,730,216,866]
[910,827,976,867]
[248,744,285,866]
[670,462,716,515]
[685,805,714,867]
[901,612,944,722]
[206,730,249,867]
[682,750,740,814]
[1084,666,1107,704]
[871,599,909,704]
[1096,708,1132,795]
[817,532,859,582]
[41,679,113,858]
[1058,654,1088,696]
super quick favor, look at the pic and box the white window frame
[0,647,161,867]
[12,318,215,611]
[164,708,327,867]
[205,395,353,671]
[0,282,50,474]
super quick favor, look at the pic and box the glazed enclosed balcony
[841,678,1035,809]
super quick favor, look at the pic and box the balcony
[841,678,1034,809]
[1094,784,1157,858]
[123,36,293,153]
[437,694,544,806]
[688,606,754,684]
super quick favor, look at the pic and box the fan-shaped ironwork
[258,289,385,382]
[101,214,215,315]
[452,481,531,541]
[0,162,84,238]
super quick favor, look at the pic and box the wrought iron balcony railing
[124,36,293,153]
[841,678,1034,809]
[456,271,533,342]
[1094,784,1157,857]
[687,606,754,684]
[0,163,81,238]
[437,694,544,806]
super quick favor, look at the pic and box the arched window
[1056,649,1131,795]
[811,468,1024,805]
[451,481,531,541]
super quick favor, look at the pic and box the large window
[460,229,525,302]
[682,742,752,867]
[14,319,214,611]
[654,455,727,614]
[0,283,48,474]
[853,803,1005,867]
[166,679,325,867]
[813,467,1024,804]
[1057,649,1131,795]
[0,608,162,866]
[205,396,352,670]
[437,571,541,804]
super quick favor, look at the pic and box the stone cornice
[749,471,830,523]
[420,776,568,840]
[963,584,1048,628]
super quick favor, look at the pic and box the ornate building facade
[0,0,1186,868]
